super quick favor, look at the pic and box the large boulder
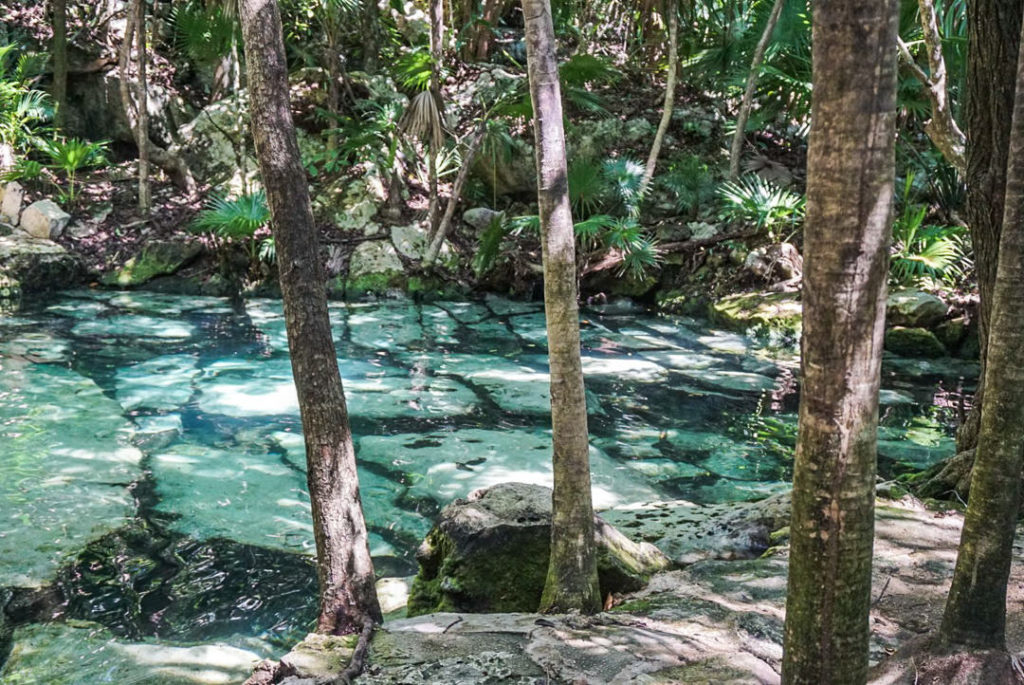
[0,236,80,293]
[172,93,257,189]
[710,291,802,337]
[885,326,948,358]
[407,483,670,616]
[101,240,203,287]
[887,289,948,328]
[743,243,802,283]
[19,200,71,240]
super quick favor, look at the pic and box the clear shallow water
[0,290,974,684]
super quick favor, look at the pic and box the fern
[717,174,804,235]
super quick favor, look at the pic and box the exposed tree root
[870,635,1024,685]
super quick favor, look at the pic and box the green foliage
[558,54,621,86]
[890,175,970,287]
[192,190,275,265]
[0,44,51,152]
[660,155,717,217]
[394,48,436,92]
[567,158,605,217]
[493,53,616,119]
[334,100,407,181]
[717,174,804,237]
[168,1,237,66]
[37,137,108,204]
[1,158,42,183]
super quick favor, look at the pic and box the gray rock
[744,242,802,283]
[0,236,79,293]
[462,207,504,231]
[172,92,258,187]
[348,240,404,280]
[0,181,24,224]
[886,289,948,328]
[390,222,429,259]
[18,200,71,239]
[407,482,669,616]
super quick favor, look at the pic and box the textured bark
[780,0,899,682]
[957,0,1024,454]
[360,0,380,74]
[52,0,67,130]
[238,0,382,635]
[427,0,444,234]
[894,0,966,175]
[641,0,678,191]
[940,15,1024,650]
[523,0,601,615]
[135,0,151,215]
[728,0,785,180]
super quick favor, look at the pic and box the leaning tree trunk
[523,0,601,615]
[52,0,68,130]
[940,13,1024,650]
[780,0,899,682]
[640,0,678,192]
[727,0,785,180]
[238,0,382,635]
[422,122,486,266]
[135,0,151,216]
[955,0,1024,454]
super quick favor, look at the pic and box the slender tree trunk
[727,0,784,180]
[361,0,380,74]
[523,0,600,615]
[468,0,503,61]
[422,122,486,266]
[52,0,68,130]
[780,0,899,682]
[956,0,1024,454]
[135,0,151,215]
[428,0,445,234]
[324,11,341,153]
[238,0,382,635]
[940,15,1024,651]
[640,0,677,192]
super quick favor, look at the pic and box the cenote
[0,290,974,684]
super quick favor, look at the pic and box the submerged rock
[406,483,669,616]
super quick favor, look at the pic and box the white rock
[390,222,429,259]
[19,199,71,239]
[348,240,404,278]
[0,181,24,224]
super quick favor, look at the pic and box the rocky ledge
[249,486,1024,684]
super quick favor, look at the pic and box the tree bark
[940,13,1024,650]
[956,0,1024,454]
[52,0,68,130]
[238,0,382,635]
[135,0,151,215]
[361,0,380,74]
[641,0,678,192]
[523,0,601,615]
[727,0,785,180]
[780,0,899,682]
[428,0,445,235]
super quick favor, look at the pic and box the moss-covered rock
[886,289,948,328]
[407,483,669,616]
[655,288,707,316]
[0,236,80,294]
[709,291,802,337]
[884,326,947,358]
[101,240,202,287]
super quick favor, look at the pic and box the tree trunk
[780,0,899,682]
[237,0,382,635]
[523,0,601,615]
[324,10,341,153]
[428,0,444,235]
[956,0,1024,454]
[727,0,785,180]
[468,0,504,61]
[135,0,151,215]
[940,14,1024,650]
[640,0,678,192]
[422,121,486,266]
[361,0,380,74]
[52,0,68,130]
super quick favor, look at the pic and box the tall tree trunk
[361,0,380,74]
[640,0,677,192]
[956,0,1024,454]
[780,0,899,682]
[727,0,785,180]
[135,0,151,215]
[52,0,68,130]
[324,9,341,153]
[238,0,382,635]
[427,0,444,234]
[940,14,1024,650]
[523,0,601,615]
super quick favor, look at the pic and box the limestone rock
[345,240,406,294]
[277,633,355,681]
[743,242,802,283]
[19,199,71,239]
[887,289,948,328]
[102,240,202,287]
[462,207,504,231]
[0,235,79,293]
[172,92,258,188]
[885,326,948,358]
[1,181,25,224]
[710,291,802,337]
[407,482,670,616]
[390,222,429,259]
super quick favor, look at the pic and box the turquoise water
[0,290,973,683]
